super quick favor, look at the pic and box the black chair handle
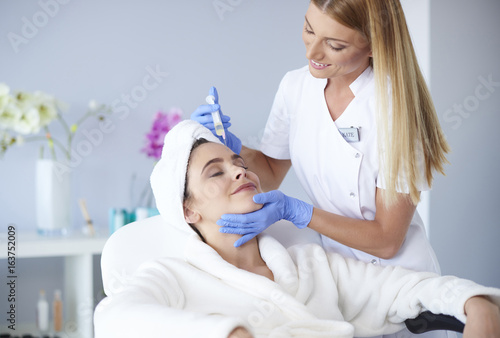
[405,311,465,334]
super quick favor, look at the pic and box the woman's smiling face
[184,142,263,225]
[302,3,372,80]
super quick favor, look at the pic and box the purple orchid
[142,108,182,161]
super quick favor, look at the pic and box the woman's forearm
[239,147,414,259]
[308,209,405,259]
[240,146,291,192]
[308,189,415,259]
[464,296,500,337]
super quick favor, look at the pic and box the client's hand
[463,296,500,338]
[218,190,313,247]
[190,86,242,154]
[228,326,253,338]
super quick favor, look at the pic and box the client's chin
[230,194,264,215]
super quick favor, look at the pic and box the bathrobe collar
[184,234,355,337]
[185,234,299,298]
[185,234,317,320]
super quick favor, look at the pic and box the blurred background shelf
[0,322,81,338]
[0,231,108,338]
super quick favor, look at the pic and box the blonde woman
[192,3,454,335]
[194,0,448,291]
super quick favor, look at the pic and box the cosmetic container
[53,289,63,332]
[36,289,49,332]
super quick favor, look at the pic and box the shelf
[0,322,80,338]
[0,231,108,259]
[0,229,109,338]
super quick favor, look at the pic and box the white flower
[13,106,41,135]
[0,83,9,96]
[0,83,11,116]
[2,90,58,134]
[0,101,22,131]
[1,130,11,143]
[0,83,10,96]
[14,91,33,107]
[32,91,57,127]
[88,99,98,111]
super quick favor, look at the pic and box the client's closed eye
[210,165,248,178]
[210,171,224,178]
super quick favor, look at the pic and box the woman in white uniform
[192,2,450,337]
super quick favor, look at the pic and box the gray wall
[429,0,500,288]
[0,0,498,329]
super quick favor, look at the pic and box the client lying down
[94,120,500,338]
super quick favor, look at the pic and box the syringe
[205,95,227,145]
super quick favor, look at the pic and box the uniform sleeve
[94,260,246,338]
[260,73,292,160]
[328,252,500,337]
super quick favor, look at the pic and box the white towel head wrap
[150,120,221,234]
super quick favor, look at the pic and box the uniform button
[350,192,356,198]
[371,259,377,265]
[355,153,360,158]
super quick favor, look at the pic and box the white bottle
[37,289,49,332]
[135,207,149,221]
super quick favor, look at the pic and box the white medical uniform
[260,66,452,338]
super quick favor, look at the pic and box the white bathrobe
[95,121,500,337]
[94,233,500,338]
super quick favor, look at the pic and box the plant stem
[44,126,57,161]
[25,135,69,160]
[56,112,72,160]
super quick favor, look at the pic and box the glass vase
[35,159,71,236]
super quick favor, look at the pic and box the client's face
[184,142,263,224]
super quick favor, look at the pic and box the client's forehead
[190,142,233,169]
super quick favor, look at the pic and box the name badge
[338,127,360,142]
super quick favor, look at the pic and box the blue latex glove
[190,86,242,154]
[217,190,313,247]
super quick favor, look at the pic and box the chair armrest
[405,311,465,334]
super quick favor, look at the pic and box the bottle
[135,207,149,221]
[36,289,49,332]
[53,289,63,332]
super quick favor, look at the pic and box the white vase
[36,159,71,236]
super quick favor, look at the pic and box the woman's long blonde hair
[312,0,450,206]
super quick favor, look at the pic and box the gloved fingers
[219,226,243,234]
[219,226,260,235]
[220,114,231,123]
[253,190,284,205]
[234,233,258,247]
[217,218,261,228]
[225,130,243,155]
[202,121,233,133]
[191,104,220,120]
[209,86,219,104]
[213,105,231,127]
[219,210,264,224]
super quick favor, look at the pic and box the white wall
[429,0,500,288]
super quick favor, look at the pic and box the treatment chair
[100,215,464,334]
